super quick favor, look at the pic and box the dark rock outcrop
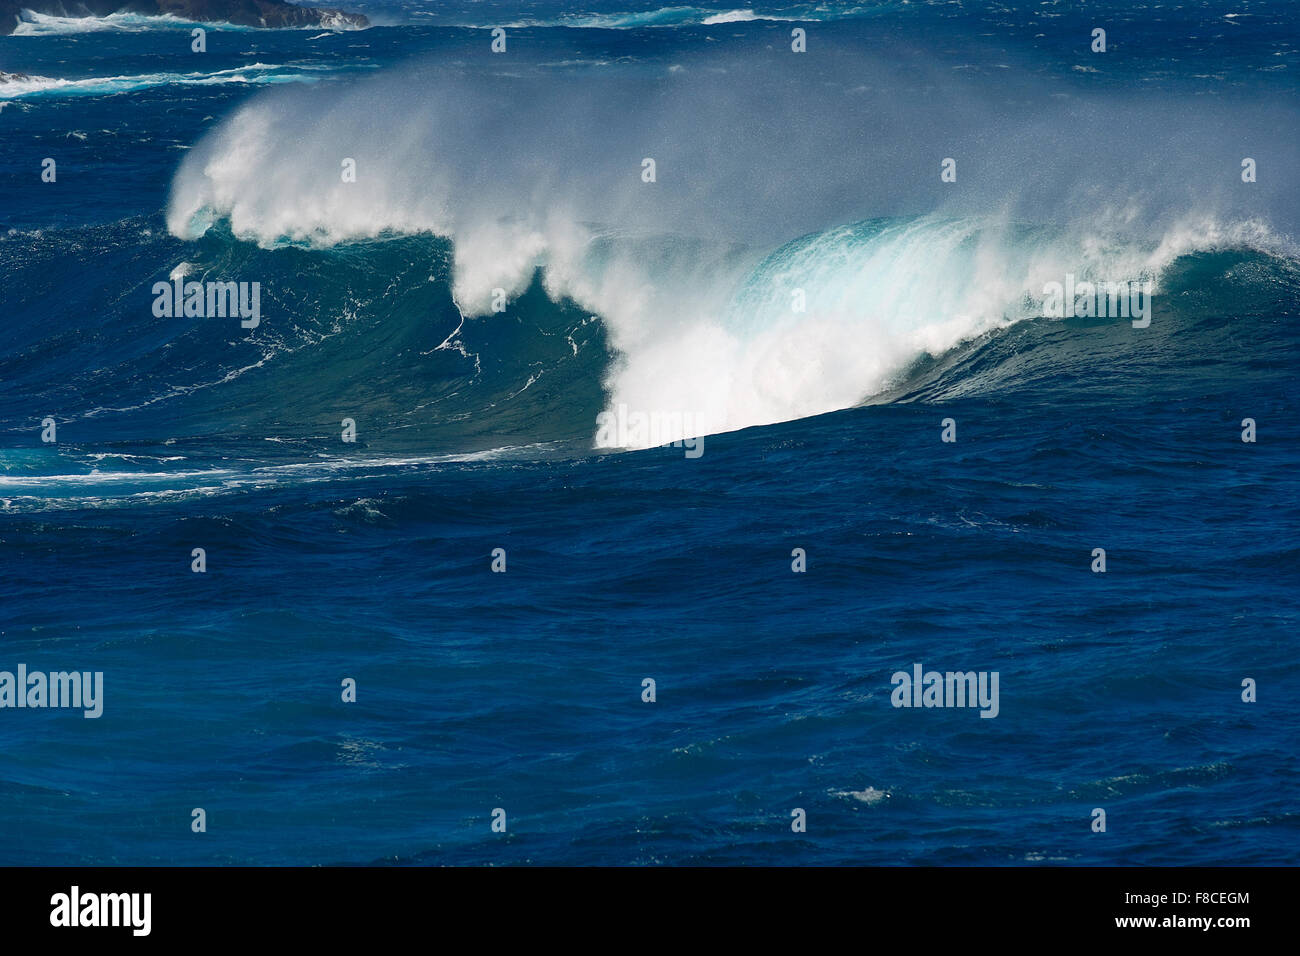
[1,0,368,34]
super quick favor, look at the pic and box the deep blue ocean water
[1,1,1297,865]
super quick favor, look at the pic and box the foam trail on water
[0,64,357,99]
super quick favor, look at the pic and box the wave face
[5,212,1295,481]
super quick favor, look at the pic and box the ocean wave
[10,11,253,35]
[165,69,1297,447]
[0,63,368,99]
[8,9,364,35]
[3,207,1293,472]
[701,9,788,26]
[481,4,873,29]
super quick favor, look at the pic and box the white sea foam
[10,11,248,35]
[0,449,542,512]
[477,5,858,30]
[701,10,764,25]
[9,10,363,35]
[0,63,353,99]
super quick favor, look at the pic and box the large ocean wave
[160,62,1299,448]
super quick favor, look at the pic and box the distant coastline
[1,0,368,35]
